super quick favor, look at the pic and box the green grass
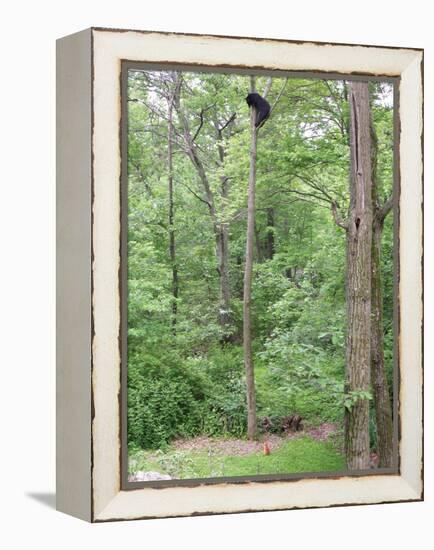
[129,436,345,480]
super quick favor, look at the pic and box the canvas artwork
[57,28,423,521]
[123,67,398,484]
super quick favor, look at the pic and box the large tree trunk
[167,80,179,334]
[370,117,394,467]
[344,82,373,470]
[243,76,258,440]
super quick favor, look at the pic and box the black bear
[245,92,271,128]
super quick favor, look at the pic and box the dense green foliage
[126,71,394,453]
[128,347,248,449]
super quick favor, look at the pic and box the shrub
[186,345,248,437]
[128,346,249,449]
[127,353,205,449]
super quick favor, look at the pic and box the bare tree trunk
[371,214,394,467]
[243,76,258,440]
[254,223,263,262]
[266,207,275,260]
[344,81,373,470]
[167,80,179,334]
[370,117,394,467]
[214,119,235,340]
[216,222,232,335]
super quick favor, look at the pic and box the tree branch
[192,104,215,141]
[331,201,348,230]
[219,113,237,132]
[377,195,394,222]
[192,109,205,142]
[177,180,211,208]
[270,78,289,115]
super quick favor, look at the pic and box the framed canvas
[56,27,423,522]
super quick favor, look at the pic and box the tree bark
[370,117,394,467]
[243,76,258,440]
[344,82,373,470]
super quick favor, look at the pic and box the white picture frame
[56,27,423,522]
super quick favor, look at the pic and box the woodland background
[126,70,395,479]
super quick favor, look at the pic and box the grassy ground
[129,436,345,480]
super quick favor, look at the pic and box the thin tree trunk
[168,82,179,334]
[217,169,233,341]
[371,215,394,467]
[254,223,263,262]
[370,117,394,467]
[243,76,258,440]
[175,95,233,339]
[216,222,232,336]
[215,122,234,339]
[344,81,373,470]
[266,207,275,260]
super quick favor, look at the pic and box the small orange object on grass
[263,441,271,455]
